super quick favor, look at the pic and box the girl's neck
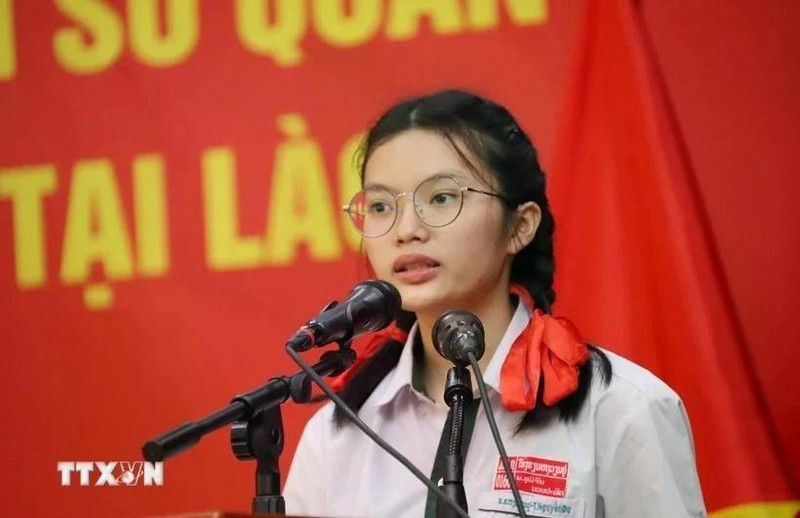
[414,284,516,406]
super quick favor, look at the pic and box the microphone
[432,309,530,517]
[432,309,486,366]
[431,309,485,518]
[287,280,401,352]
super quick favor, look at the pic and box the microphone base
[436,478,469,518]
[253,495,285,515]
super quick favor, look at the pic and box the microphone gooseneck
[433,309,529,518]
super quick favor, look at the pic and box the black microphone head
[432,310,485,366]
[292,280,402,350]
[346,280,402,333]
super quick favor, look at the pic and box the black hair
[334,89,612,430]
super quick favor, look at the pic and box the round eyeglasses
[342,175,511,238]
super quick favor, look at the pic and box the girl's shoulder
[597,348,680,399]
[589,348,690,431]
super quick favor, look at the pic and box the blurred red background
[0,1,797,516]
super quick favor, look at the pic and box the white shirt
[284,302,706,517]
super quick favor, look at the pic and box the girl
[284,90,705,517]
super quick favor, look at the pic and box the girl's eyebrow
[362,180,393,191]
[363,169,468,190]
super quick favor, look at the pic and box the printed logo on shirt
[478,491,584,518]
[493,456,568,497]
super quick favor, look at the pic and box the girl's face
[362,129,515,316]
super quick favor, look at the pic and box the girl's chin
[398,289,457,317]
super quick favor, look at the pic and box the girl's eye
[430,192,458,205]
[368,201,393,214]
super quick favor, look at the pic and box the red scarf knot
[500,285,589,411]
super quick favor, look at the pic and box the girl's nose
[393,195,428,243]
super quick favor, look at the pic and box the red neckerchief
[328,285,589,411]
[328,324,408,392]
[502,285,589,411]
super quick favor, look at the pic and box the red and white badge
[493,456,569,498]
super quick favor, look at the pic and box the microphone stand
[436,365,473,518]
[142,346,355,515]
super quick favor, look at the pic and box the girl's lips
[394,265,440,284]
[392,254,441,284]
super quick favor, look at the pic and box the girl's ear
[507,202,541,254]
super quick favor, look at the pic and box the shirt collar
[367,321,421,407]
[367,298,531,407]
[481,298,531,393]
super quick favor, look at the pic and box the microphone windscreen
[432,310,485,365]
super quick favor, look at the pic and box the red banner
[1,1,797,517]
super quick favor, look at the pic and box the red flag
[549,0,799,514]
